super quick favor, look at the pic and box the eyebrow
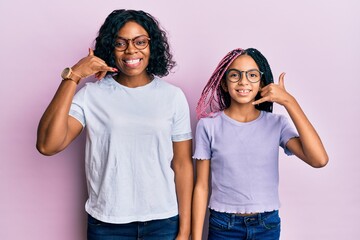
[228,68,260,72]
[116,34,149,40]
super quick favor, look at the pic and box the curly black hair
[94,9,175,77]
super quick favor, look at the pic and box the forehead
[228,54,259,70]
[117,21,148,38]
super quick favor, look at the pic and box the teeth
[125,59,140,64]
[238,89,250,93]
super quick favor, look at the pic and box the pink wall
[1,0,359,239]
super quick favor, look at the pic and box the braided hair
[196,48,274,119]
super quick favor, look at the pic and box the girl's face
[114,21,151,80]
[222,54,262,106]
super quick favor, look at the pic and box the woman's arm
[192,159,210,240]
[36,49,117,155]
[172,140,194,240]
[36,80,83,155]
[253,73,329,167]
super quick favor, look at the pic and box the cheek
[113,52,122,64]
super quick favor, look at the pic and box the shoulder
[154,78,188,101]
[77,76,112,92]
[261,111,291,128]
[197,113,222,128]
[261,111,286,121]
[154,78,183,93]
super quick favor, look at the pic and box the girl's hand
[71,48,118,80]
[252,72,293,106]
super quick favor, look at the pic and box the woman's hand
[72,48,118,81]
[252,72,293,106]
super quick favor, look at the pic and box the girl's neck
[224,104,260,123]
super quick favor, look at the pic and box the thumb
[279,72,286,89]
[88,48,94,56]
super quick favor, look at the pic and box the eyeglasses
[114,35,151,51]
[225,69,263,83]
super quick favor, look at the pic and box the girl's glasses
[225,69,263,83]
[114,35,151,51]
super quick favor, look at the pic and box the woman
[37,9,193,240]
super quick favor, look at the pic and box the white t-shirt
[69,75,192,224]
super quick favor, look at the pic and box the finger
[278,72,286,89]
[259,82,273,92]
[98,71,107,80]
[252,96,270,105]
[260,88,269,97]
[94,72,101,79]
[97,65,117,72]
[88,48,94,56]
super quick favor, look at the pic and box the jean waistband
[209,208,278,221]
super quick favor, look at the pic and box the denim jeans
[208,209,281,240]
[87,214,179,240]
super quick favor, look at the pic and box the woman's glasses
[114,35,151,51]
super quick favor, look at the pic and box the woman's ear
[221,79,228,92]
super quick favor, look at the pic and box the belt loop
[257,212,262,223]
[229,214,235,228]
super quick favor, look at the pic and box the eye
[249,73,257,78]
[115,40,126,48]
[134,37,148,46]
[227,70,240,79]
[248,70,260,78]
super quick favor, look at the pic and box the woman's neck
[114,73,153,88]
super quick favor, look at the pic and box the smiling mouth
[123,59,141,65]
[236,89,251,93]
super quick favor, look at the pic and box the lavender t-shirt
[193,111,298,214]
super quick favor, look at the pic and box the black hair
[245,48,274,112]
[94,9,175,77]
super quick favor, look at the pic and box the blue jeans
[87,214,179,240]
[208,209,280,240]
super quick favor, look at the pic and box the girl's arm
[172,140,194,240]
[192,159,210,240]
[36,49,117,155]
[253,73,329,168]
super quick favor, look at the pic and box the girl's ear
[221,79,228,92]
[259,80,265,91]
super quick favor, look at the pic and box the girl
[37,10,193,240]
[192,48,328,240]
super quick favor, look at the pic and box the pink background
[1,0,359,239]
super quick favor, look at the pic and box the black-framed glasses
[114,35,151,51]
[225,69,263,83]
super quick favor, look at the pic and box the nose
[124,40,137,54]
[237,72,248,85]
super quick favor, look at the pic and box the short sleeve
[171,90,192,142]
[193,119,211,160]
[279,115,299,155]
[69,86,86,127]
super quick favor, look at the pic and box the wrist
[283,95,297,108]
[61,67,82,84]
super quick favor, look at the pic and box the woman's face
[114,21,151,80]
[223,54,262,106]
